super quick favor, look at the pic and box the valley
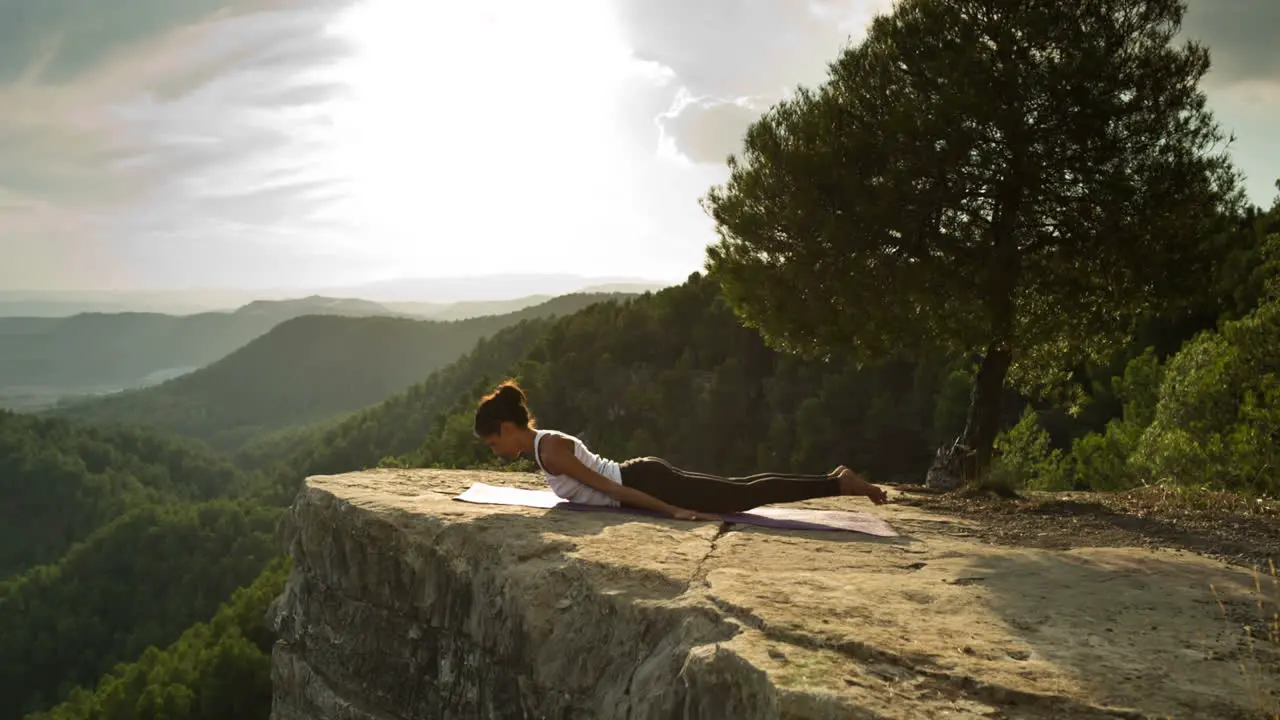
[4,1,1279,718]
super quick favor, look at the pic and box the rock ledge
[268,469,1275,719]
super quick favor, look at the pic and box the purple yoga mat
[453,482,898,537]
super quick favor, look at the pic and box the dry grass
[1109,485,1280,518]
[1211,559,1279,720]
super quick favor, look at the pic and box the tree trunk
[959,343,1013,480]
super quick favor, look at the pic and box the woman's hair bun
[473,379,534,436]
[495,382,526,405]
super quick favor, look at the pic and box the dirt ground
[892,484,1280,572]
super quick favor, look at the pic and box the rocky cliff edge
[268,469,1276,719]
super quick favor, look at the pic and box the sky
[0,0,1276,292]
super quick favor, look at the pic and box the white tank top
[532,429,623,507]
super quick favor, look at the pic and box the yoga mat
[453,482,898,537]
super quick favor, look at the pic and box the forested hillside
[265,315,561,484]
[249,274,961,493]
[52,293,632,450]
[0,411,255,577]
[0,294,639,718]
[0,409,280,719]
[29,559,289,720]
[0,312,276,394]
[397,275,972,480]
[0,501,279,717]
[0,296,408,409]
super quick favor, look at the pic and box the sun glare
[317,0,653,273]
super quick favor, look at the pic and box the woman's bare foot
[835,466,889,505]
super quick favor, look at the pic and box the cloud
[0,0,228,83]
[612,0,892,165]
[0,0,361,289]
[656,92,769,165]
[1,0,722,290]
[2,0,1276,292]
[614,0,1280,204]
[1182,0,1280,87]
[1179,0,1280,203]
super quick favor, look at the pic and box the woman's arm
[540,437,697,518]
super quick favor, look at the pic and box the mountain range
[47,293,633,450]
[0,274,672,317]
[0,289,657,411]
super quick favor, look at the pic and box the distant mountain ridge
[0,298,395,410]
[0,289,654,411]
[0,274,674,317]
[321,274,671,303]
[233,295,395,318]
[51,293,633,450]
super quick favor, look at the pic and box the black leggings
[618,457,841,513]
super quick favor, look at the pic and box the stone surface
[269,469,1277,720]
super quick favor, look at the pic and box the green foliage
[1051,348,1165,491]
[231,419,346,472]
[991,406,1066,490]
[1115,348,1166,430]
[0,409,279,717]
[29,559,288,720]
[53,294,626,452]
[0,501,279,717]
[702,0,1240,470]
[1216,208,1280,320]
[1062,421,1139,492]
[0,411,253,578]
[1134,297,1280,494]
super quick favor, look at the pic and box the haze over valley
[0,275,670,317]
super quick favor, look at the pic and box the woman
[473,380,889,521]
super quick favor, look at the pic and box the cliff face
[269,469,1275,720]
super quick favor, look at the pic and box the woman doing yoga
[473,380,889,521]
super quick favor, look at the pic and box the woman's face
[482,423,523,458]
